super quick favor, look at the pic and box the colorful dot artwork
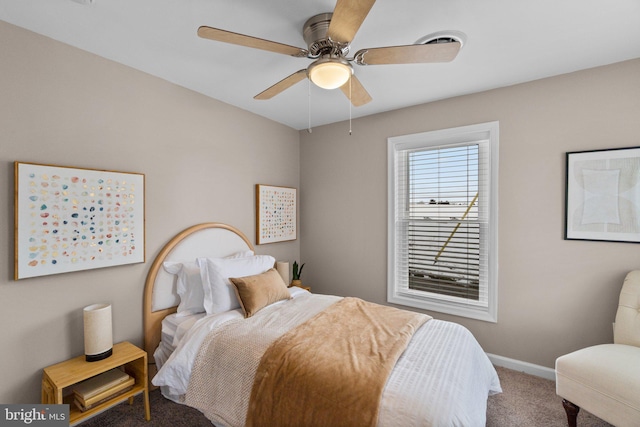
[15,163,145,279]
[257,185,296,244]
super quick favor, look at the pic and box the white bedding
[153,288,501,426]
[154,312,206,371]
[153,286,309,399]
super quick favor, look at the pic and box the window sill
[388,291,497,323]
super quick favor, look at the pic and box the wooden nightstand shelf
[42,341,150,426]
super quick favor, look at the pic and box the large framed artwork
[256,184,297,244]
[565,146,640,243]
[14,162,145,279]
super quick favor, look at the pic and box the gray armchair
[555,270,640,426]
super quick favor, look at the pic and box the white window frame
[387,121,499,322]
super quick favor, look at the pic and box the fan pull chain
[307,79,312,133]
[348,76,352,135]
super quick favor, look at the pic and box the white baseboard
[487,353,556,381]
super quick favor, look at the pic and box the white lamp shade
[276,261,290,286]
[83,303,113,362]
[308,59,352,90]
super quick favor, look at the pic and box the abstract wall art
[565,146,640,243]
[14,162,145,279]
[256,184,296,244]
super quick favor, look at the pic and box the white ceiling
[2,0,640,130]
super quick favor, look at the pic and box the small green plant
[292,261,305,280]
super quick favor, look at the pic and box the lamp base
[85,348,113,362]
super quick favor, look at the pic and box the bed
[144,223,501,427]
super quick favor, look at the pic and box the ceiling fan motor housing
[303,13,349,58]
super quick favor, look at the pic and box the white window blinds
[406,144,482,300]
[388,122,498,322]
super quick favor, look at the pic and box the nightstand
[42,341,150,426]
[292,284,311,292]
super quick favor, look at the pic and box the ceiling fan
[197,0,461,107]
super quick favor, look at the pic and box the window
[387,122,498,322]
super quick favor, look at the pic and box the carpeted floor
[486,366,612,427]
[79,366,614,426]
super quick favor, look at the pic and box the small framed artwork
[565,146,640,243]
[14,162,145,279]
[256,184,297,244]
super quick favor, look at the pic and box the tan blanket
[246,297,431,427]
[186,294,341,427]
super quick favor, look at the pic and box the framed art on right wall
[565,146,640,243]
[255,184,297,245]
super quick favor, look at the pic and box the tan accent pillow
[230,268,292,318]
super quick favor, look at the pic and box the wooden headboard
[142,223,254,359]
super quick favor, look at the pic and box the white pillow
[162,251,254,317]
[227,250,255,259]
[162,262,205,317]
[197,255,276,315]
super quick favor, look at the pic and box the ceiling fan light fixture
[308,56,353,90]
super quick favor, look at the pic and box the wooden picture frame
[255,184,297,244]
[565,146,640,243]
[14,162,145,279]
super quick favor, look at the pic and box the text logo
[0,405,68,426]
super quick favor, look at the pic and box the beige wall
[300,58,640,369]
[0,21,300,403]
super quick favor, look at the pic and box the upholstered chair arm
[614,270,640,347]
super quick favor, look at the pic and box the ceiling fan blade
[254,70,308,100]
[327,0,376,44]
[198,26,308,57]
[354,41,461,65]
[339,75,372,106]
